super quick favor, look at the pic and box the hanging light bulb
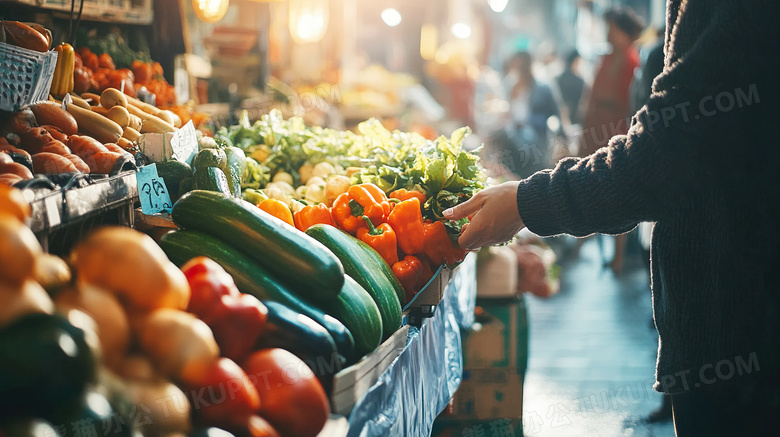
[489,0,508,13]
[289,0,329,44]
[381,8,402,27]
[193,0,229,23]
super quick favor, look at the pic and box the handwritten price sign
[136,164,172,215]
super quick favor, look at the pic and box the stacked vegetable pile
[0,186,329,437]
[0,84,189,184]
[191,110,486,299]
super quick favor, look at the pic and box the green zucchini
[305,224,402,340]
[194,167,230,195]
[224,147,246,197]
[317,276,382,359]
[158,229,355,359]
[171,190,345,301]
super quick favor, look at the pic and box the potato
[0,279,53,328]
[306,176,326,187]
[73,227,190,311]
[312,162,335,179]
[0,214,42,286]
[55,283,130,370]
[106,105,130,129]
[298,164,313,184]
[137,309,219,383]
[33,253,71,293]
[325,175,351,207]
[100,88,127,109]
[272,171,294,185]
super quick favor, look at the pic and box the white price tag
[44,195,60,228]
[169,121,198,165]
[62,93,72,111]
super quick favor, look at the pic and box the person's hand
[443,181,526,250]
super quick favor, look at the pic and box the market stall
[0,14,488,436]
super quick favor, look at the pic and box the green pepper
[243,188,268,205]
[0,314,96,419]
[192,148,227,171]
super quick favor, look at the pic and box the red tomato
[98,53,115,70]
[82,52,99,72]
[132,60,153,84]
[245,415,281,437]
[73,67,92,94]
[242,349,329,437]
[187,358,261,430]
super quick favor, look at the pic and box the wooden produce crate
[329,325,410,416]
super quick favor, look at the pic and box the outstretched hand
[443,181,526,250]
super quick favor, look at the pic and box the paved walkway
[522,236,675,437]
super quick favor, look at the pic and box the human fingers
[443,192,485,220]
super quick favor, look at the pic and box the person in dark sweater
[445,1,780,435]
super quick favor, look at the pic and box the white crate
[0,42,58,112]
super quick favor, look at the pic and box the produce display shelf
[324,253,477,437]
[23,171,138,254]
[3,0,154,25]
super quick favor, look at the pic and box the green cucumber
[194,167,230,195]
[224,147,246,197]
[257,301,341,374]
[158,230,355,359]
[176,177,193,202]
[171,190,345,301]
[317,276,382,359]
[156,161,192,202]
[305,224,402,339]
[156,160,192,180]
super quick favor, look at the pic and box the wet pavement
[522,236,675,437]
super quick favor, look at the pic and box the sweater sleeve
[516,0,778,237]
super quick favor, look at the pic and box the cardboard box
[451,369,524,420]
[463,297,529,372]
[330,325,410,415]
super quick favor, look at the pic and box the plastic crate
[20,171,139,256]
[0,42,58,112]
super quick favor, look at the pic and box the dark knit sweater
[516,0,780,394]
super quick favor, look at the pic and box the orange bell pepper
[257,199,294,227]
[356,216,398,266]
[389,189,426,204]
[331,183,392,234]
[387,197,425,255]
[294,203,336,232]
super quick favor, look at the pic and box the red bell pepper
[392,255,423,303]
[422,220,467,267]
[182,256,268,362]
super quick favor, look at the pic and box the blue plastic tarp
[347,255,477,437]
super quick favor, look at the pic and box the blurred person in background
[556,49,587,127]
[492,51,563,179]
[578,7,645,273]
[445,0,780,435]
